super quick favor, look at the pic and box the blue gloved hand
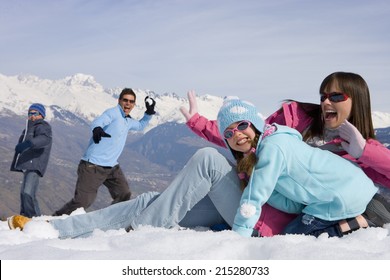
[92,127,111,144]
[15,140,32,154]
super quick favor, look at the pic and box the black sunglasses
[122,98,135,104]
[320,92,349,103]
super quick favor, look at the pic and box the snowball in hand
[146,98,153,105]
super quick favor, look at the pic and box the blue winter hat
[217,96,265,138]
[29,103,46,118]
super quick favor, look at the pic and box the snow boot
[8,215,31,230]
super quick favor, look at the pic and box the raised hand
[338,120,366,158]
[145,96,156,115]
[180,90,198,121]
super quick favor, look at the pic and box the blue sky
[1,0,389,115]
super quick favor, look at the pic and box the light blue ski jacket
[82,104,152,167]
[233,124,378,237]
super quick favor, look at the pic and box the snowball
[146,98,153,105]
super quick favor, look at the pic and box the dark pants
[282,213,343,237]
[54,160,131,216]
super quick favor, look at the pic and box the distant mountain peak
[17,73,41,83]
[64,73,103,90]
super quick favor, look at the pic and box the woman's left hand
[180,90,198,121]
[338,120,366,158]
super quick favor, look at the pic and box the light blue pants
[50,148,242,239]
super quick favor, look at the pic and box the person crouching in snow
[217,97,378,237]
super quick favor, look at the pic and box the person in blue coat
[53,88,156,216]
[11,103,52,218]
[216,97,378,237]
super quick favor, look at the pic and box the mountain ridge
[0,73,225,132]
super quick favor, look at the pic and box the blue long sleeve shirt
[82,104,152,167]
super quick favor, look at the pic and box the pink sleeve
[254,204,297,237]
[186,113,227,148]
[265,106,288,126]
[266,102,313,133]
[356,139,390,188]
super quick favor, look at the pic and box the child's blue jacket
[233,124,378,237]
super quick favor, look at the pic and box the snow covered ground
[1,210,390,279]
[1,209,390,260]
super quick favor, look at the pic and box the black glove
[15,140,32,154]
[145,96,156,115]
[92,127,111,144]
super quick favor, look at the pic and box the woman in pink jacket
[181,71,390,236]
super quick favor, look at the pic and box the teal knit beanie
[217,96,265,138]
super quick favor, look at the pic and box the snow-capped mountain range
[0,73,224,131]
[1,73,390,129]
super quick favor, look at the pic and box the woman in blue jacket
[216,97,378,237]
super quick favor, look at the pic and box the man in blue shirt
[54,88,156,216]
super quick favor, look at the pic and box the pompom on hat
[217,96,265,138]
[28,103,46,118]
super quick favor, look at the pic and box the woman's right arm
[186,113,226,147]
[180,91,226,148]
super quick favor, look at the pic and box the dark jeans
[20,171,41,218]
[54,160,131,216]
[282,213,343,237]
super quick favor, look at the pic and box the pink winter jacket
[186,101,390,236]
